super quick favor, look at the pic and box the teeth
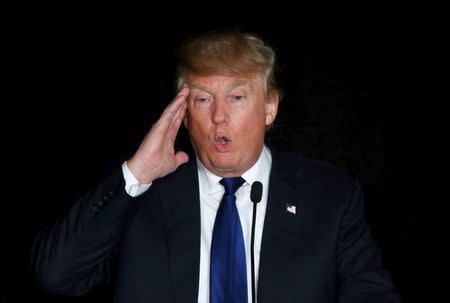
[220,138,227,144]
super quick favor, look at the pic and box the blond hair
[176,30,280,97]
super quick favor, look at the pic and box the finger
[175,151,189,167]
[177,85,190,98]
[153,87,189,133]
[166,101,186,144]
[164,86,189,115]
[171,98,187,122]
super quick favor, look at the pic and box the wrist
[126,157,157,184]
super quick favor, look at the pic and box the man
[32,30,400,302]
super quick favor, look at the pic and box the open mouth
[218,136,229,145]
[214,135,232,152]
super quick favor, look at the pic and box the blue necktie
[211,177,247,303]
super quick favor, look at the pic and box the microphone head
[250,181,263,203]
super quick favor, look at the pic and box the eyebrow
[229,80,253,91]
[189,83,213,94]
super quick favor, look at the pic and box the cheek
[186,105,202,127]
[187,109,210,139]
[239,109,266,136]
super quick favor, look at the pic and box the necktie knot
[220,177,245,196]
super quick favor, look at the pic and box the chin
[209,158,240,175]
[213,162,237,173]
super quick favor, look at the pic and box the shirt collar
[197,145,272,196]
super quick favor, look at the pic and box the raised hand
[126,86,190,184]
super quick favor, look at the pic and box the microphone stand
[250,181,262,303]
[250,200,257,303]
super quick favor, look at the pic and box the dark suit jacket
[32,151,400,302]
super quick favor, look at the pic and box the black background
[4,5,425,303]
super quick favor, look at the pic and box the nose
[212,99,229,124]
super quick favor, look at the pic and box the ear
[265,91,279,126]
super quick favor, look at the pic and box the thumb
[174,151,189,168]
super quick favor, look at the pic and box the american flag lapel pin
[285,203,296,215]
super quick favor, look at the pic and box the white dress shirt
[122,145,272,303]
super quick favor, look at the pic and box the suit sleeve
[31,168,139,296]
[336,180,401,303]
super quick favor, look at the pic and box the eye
[197,96,213,103]
[231,95,246,102]
[192,95,212,106]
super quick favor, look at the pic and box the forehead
[186,74,264,92]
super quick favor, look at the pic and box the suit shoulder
[271,151,362,212]
[271,151,359,190]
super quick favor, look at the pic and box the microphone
[251,181,262,204]
[250,181,262,303]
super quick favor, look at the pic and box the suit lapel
[161,161,200,303]
[257,152,305,303]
